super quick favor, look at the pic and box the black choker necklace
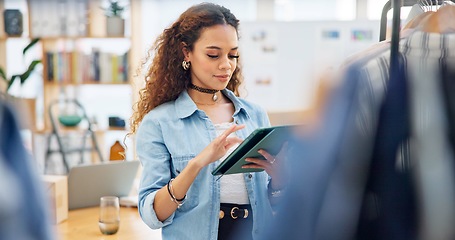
[189,83,219,102]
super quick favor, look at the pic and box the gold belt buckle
[230,207,239,219]
[229,207,249,219]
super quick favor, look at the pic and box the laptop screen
[68,160,140,210]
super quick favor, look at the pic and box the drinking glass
[99,196,120,235]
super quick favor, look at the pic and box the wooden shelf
[36,36,131,41]
[0,36,129,42]
[95,126,129,132]
[0,36,30,40]
[43,82,130,86]
[33,126,129,135]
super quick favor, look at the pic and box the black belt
[219,203,252,220]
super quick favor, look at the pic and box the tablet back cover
[212,125,291,176]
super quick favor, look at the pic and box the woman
[130,3,286,239]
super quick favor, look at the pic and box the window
[367,0,413,20]
[274,0,356,21]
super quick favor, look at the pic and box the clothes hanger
[403,11,435,30]
[419,1,455,33]
[443,0,455,6]
[379,0,444,41]
[403,0,436,31]
[404,2,425,26]
[420,0,429,11]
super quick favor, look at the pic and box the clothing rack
[389,0,402,73]
[380,1,455,239]
[379,0,452,41]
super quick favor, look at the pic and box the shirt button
[248,174,252,178]
[235,120,239,124]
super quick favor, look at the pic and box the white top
[214,122,250,204]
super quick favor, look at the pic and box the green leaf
[20,60,41,84]
[22,38,41,55]
[103,0,126,17]
[7,75,20,91]
[2,38,41,93]
[0,68,6,82]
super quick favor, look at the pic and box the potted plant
[102,0,127,37]
[0,38,41,93]
[0,38,41,130]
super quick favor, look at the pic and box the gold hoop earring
[182,60,190,70]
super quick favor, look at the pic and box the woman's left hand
[243,142,289,190]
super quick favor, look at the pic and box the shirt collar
[175,89,250,119]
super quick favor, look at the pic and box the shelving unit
[25,0,132,131]
[0,0,38,131]
[1,0,142,167]
[39,36,132,132]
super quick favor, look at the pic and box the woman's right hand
[193,124,245,168]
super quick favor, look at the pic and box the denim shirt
[136,89,273,239]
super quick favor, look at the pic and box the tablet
[212,125,293,176]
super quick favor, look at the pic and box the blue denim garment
[136,89,273,239]
[0,101,54,240]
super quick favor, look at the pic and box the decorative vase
[109,140,125,160]
[106,16,124,37]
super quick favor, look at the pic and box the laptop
[68,160,140,210]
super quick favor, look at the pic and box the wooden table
[57,207,161,240]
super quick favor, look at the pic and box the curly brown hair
[130,3,244,134]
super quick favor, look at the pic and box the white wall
[274,0,356,21]
[138,0,381,112]
[239,20,379,111]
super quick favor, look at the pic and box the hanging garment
[262,29,455,240]
[356,53,416,240]
[442,57,455,157]
[404,31,455,240]
[404,4,425,26]
[262,44,395,240]
[355,30,455,240]
[0,101,55,240]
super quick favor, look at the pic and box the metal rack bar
[379,0,451,41]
